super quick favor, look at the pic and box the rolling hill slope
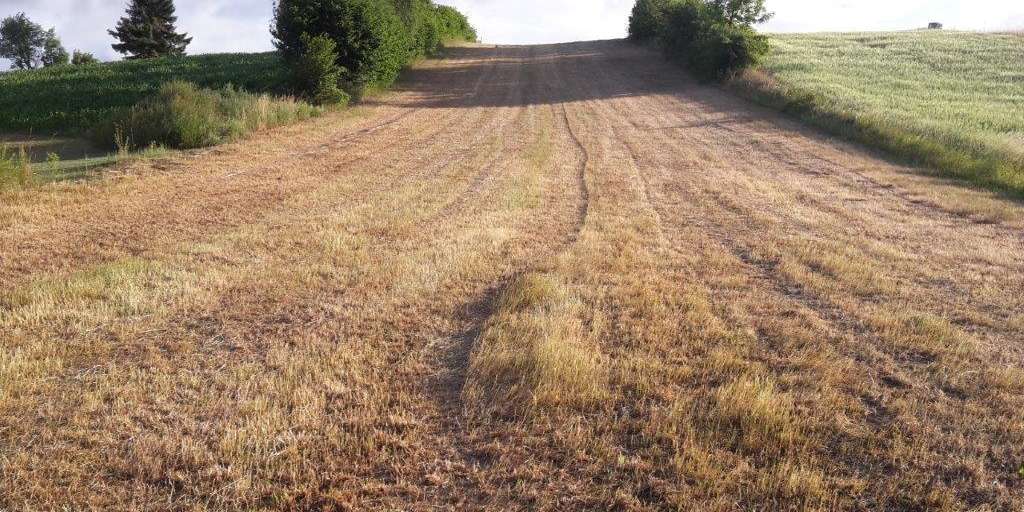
[1,41,1022,510]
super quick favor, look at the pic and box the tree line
[0,0,187,70]
[273,0,477,104]
[0,13,93,69]
[0,0,475,105]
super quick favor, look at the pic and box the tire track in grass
[557,103,592,246]
[580,40,1024,508]
[407,44,604,508]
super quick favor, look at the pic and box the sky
[0,0,1021,67]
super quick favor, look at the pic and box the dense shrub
[433,4,477,43]
[688,22,769,80]
[659,0,705,57]
[398,0,437,59]
[292,34,350,105]
[632,0,770,81]
[71,50,99,65]
[628,0,669,42]
[93,81,319,150]
[273,0,476,92]
[274,0,411,89]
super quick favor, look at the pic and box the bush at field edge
[629,0,770,81]
[92,81,321,151]
[273,0,477,94]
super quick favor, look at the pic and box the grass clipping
[463,273,608,419]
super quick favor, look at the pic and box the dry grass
[2,41,1023,510]
[463,273,608,417]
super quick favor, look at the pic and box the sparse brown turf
[2,41,1022,511]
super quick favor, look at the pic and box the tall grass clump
[629,0,771,81]
[0,145,34,190]
[463,273,608,419]
[93,81,320,150]
[732,31,1024,196]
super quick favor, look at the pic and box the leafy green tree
[71,50,100,65]
[41,28,69,67]
[109,0,192,59]
[659,0,707,58]
[706,0,774,26]
[292,34,349,105]
[0,13,46,69]
[273,0,410,88]
[273,0,475,91]
[432,5,475,42]
[628,0,669,42]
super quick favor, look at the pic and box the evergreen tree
[109,0,191,59]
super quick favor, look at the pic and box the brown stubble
[1,45,582,509]
[457,41,1024,510]
[2,41,1023,511]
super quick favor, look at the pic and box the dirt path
[2,41,1022,510]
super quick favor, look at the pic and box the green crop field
[0,52,288,134]
[738,31,1024,195]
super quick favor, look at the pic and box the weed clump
[706,374,801,457]
[92,81,320,150]
[0,145,34,190]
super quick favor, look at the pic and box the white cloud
[761,0,1024,32]
[0,0,1021,68]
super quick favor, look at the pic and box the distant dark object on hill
[928,22,943,29]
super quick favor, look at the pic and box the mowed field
[2,40,1023,510]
